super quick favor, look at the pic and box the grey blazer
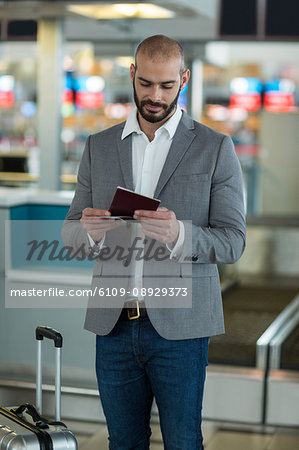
[63,112,246,339]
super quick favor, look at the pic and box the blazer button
[192,256,198,262]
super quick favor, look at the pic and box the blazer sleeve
[61,136,93,251]
[66,136,93,220]
[179,135,246,264]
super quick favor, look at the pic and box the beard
[133,79,180,124]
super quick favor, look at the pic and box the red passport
[109,186,160,217]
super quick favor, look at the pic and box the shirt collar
[162,105,182,139]
[121,108,142,140]
[121,106,182,140]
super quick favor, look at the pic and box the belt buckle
[126,299,140,320]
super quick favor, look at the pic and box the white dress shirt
[121,106,185,257]
[123,106,181,197]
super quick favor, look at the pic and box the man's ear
[180,69,190,90]
[130,63,136,83]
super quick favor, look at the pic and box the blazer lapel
[154,112,196,198]
[116,128,134,191]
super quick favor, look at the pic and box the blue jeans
[96,314,209,450]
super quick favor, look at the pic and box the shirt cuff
[166,220,185,259]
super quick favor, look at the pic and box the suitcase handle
[13,403,66,428]
[36,326,63,348]
[35,326,62,421]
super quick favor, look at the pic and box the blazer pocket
[180,263,218,278]
[174,173,209,183]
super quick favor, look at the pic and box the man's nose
[150,85,162,103]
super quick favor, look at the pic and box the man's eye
[162,86,173,89]
[140,83,150,87]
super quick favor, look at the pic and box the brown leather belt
[121,300,148,320]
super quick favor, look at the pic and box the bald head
[135,35,185,76]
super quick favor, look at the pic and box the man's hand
[80,208,120,242]
[133,207,180,244]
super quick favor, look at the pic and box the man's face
[133,78,180,124]
[130,53,189,125]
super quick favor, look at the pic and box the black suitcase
[0,326,78,449]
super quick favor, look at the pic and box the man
[64,35,246,449]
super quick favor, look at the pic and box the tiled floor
[68,420,299,449]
